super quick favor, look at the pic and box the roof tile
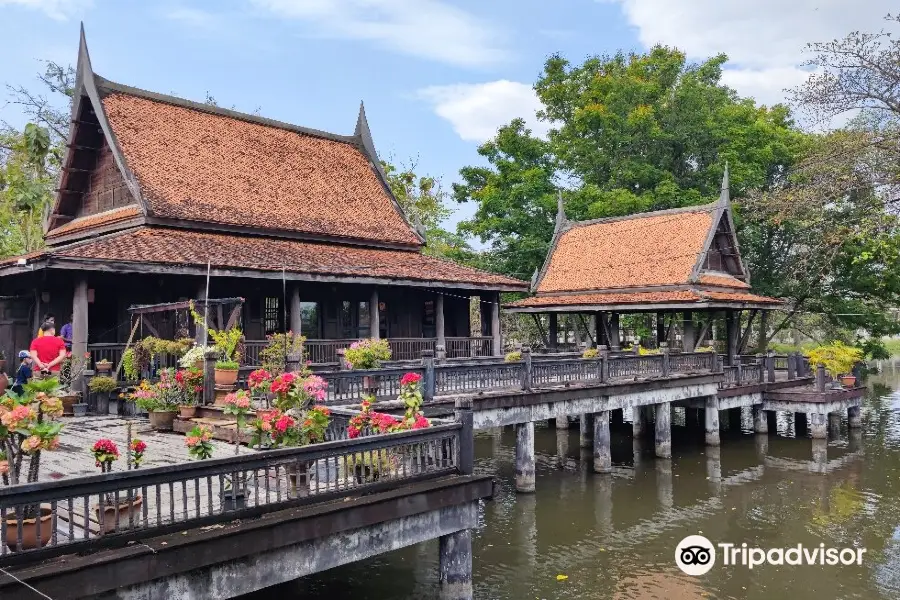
[506,289,780,309]
[53,227,526,289]
[101,93,421,246]
[45,205,141,239]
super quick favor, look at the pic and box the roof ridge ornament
[554,190,568,233]
[718,162,730,206]
[530,268,540,292]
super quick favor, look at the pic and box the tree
[535,47,803,219]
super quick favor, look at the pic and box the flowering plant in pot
[259,332,306,375]
[248,368,274,412]
[95,358,113,374]
[189,301,243,386]
[88,375,118,414]
[343,338,391,370]
[806,341,863,387]
[90,439,143,533]
[222,390,252,450]
[0,377,64,550]
[185,425,214,460]
[178,345,212,371]
[175,368,204,418]
[133,370,182,430]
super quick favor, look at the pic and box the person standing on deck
[11,350,33,395]
[30,322,67,376]
[36,313,55,338]
[60,314,73,350]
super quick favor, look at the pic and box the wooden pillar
[369,287,380,339]
[490,292,501,356]
[725,310,739,365]
[548,313,558,352]
[609,313,621,350]
[195,282,207,346]
[435,292,445,348]
[682,311,695,352]
[289,285,302,335]
[72,278,89,393]
[656,313,666,347]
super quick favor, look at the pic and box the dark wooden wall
[77,139,134,217]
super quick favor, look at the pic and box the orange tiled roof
[537,207,716,293]
[505,289,780,309]
[697,273,750,289]
[101,92,422,246]
[52,227,526,289]
[45,205,142,239]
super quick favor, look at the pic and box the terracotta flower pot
[214,368,238,387]
[193,359,204,371]
[0,373,7,396]
[96,362,112,374]
[840,375,857,388]
[59,393,78,416]
[4,506,53,551]
[94,496,143,534]
[179,405,197,419]
[148,410,176,431]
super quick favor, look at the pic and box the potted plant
[505,351,522,362]
[343,339,391,393]
[178,345,212,372]
[806,342,863,388]
[57,352,90,415]
[90,439,143,533]
[175,368,203,418]
[190,301,244,387]
[121,348,138,382]
[1,378,65,550]
[88,375,118,415]
[95,358,113,374]
[132,370,181,430]
[260,332,306,375]
[248,368,274,411]
[185,425,214,459]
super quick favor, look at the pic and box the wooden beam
[530,314,548,347]
[66,143,101,151]
[141,318,160,339]
[61,167,91,173]
[577,314,595,346]
[694,320,713,350]
[738,309,759,354]
[216,304,225,331]
[225,305,242,331]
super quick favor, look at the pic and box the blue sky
[0,0,893,234]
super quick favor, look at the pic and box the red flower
[91,439,119,457]
[400,372,422,386]
[348,426,360,439]
[175,370,185,384]
[274,415,295,434]
[413,414,430,429]
[131,439,147,453]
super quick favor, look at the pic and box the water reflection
[247,361,900,600]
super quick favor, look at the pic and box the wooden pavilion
[504,171,782,362]
[0,29,526,368]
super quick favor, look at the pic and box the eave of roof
[504,287,781,312]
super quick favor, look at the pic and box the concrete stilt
[632,436,644,470]
[828,412,842,437]
[849,428,862,452]
[556,415,570,429]
[439,529,473,600]
[579,413,594,448]
[705,396,721,446]
[655,402,672,458]
[593,410,612,474]
[728,407,742,431]
[555,429,569,470]
[848,405,862,429]
[706,446,722,494]
[752,406,768,434]
[515,422,536,493]
[754,432,769,459]
[632,405,646,437]
[594,476,613,531]
[656,458,674,509]
[810,412,827,440]
[811,438,828,474]
[795,412,808,437]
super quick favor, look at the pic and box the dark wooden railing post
[766,351,775,383]
[522,346,533,391]
[660,342,670,377]
[435,343,447,363]
[599,345,609,383]
[455,397,474,475]
[422,350,436,402]
[787,353,796,380]
[710,350,721,373]
[202,349,217,406]
[816,364,827,392]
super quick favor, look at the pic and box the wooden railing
[87,343,126,369]
[445,336,493,358]
[0,419,467,561]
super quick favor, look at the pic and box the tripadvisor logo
[675,536,866,575]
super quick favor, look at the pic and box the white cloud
[417,80,549,143]
[604,0,894,105]
[165,7,220,29]
[250,0,507,67]
[0,0,90,20]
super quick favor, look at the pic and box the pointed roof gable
[45,27,424,249]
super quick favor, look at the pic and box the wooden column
[682,311,695,352]
[435,292,446,349]
[194,282,208,346]
[609,313,621,350]
[656,313,666,347]
[548,313,558,352]
[724,310,738,365]
[370,288,380,339]
[490,293,501,356]
[72,278,89,393]
[289,284,302,335]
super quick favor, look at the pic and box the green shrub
[344,339,392,369]
[805,341,864,378]
[504,351,522,362]
[582,348,599,359]
[88,376,118,393]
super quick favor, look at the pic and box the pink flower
[274,415,295,434]
[0,460,8,475]
[185,436,199,447]
[1,405,34,429]
[348,425,360,439]
[21,435,42,452]
[302,375,328,401]
[413,414,430,429]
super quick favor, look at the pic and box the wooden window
[300,302,319,339]
[358,301,370,338]
[264,297,280,335]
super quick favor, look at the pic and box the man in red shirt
[30,322,67,374]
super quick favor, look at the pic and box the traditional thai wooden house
[505,172,782,362]
[0,30,526,367]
